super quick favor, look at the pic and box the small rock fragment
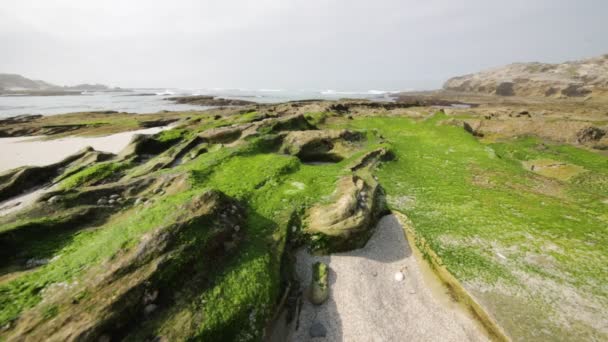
[144,304,158,315]
[109,194,120,200]
[97,197,108,205]
[108,199,116,205]
[309,321,327,338]
[394,271,404,282]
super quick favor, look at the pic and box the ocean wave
[320,89,403,96]
[367,89,402,95]
[156,89,176,96]
[257,89,284,92]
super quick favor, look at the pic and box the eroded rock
[279,129,363,162]
[305,175,385,251]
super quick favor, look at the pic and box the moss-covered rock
[305,174,386,251]
[279,129,363,162]
[309,262,329,305]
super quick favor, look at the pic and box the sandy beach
[0,127,167,173]
[291,214,488,342]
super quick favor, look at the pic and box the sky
[0,0,607,90]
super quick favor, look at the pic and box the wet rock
[97,198,108,205]
[134,198,146,205]
[309,321,327,338]
[108,199,116,205]
[109,194,120,200]
[167,95,255,106]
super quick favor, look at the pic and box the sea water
[0,88,401,118]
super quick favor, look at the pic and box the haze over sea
[0,88,402,118]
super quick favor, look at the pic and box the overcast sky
[1,0,606,90]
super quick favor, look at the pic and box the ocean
[0,88,401,118]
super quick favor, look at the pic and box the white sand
[291,214,488,341]
[0,127,166,173]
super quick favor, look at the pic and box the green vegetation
[1,107,606,341]
[333,114,607,340]
[59,160,133,189]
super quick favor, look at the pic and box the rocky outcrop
[576,126,606,144]
[305,175,385,251]
[443,53,608,98]
[3,190,246,341]
[279,129,363,162]
[166,95,256,106]
[0,147,107,202]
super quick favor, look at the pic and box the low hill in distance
[0,73,122,95]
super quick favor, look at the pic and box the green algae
[329,114,608,340]
[2,108,607,341]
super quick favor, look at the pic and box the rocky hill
[443,53,608,98]
[0,73,58,91]
[0,73,117,94]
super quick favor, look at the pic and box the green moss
[41,305,59,320]
[304,112,331,126]
[313,261,328,285]
[59,161,133,190]
[4,109,605,340]
[328,115,608,340]
[156,128,190,143]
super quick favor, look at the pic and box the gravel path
[291,214,488,341]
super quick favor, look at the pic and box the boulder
[576,126,606,144]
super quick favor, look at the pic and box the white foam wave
[257,89,284,92]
